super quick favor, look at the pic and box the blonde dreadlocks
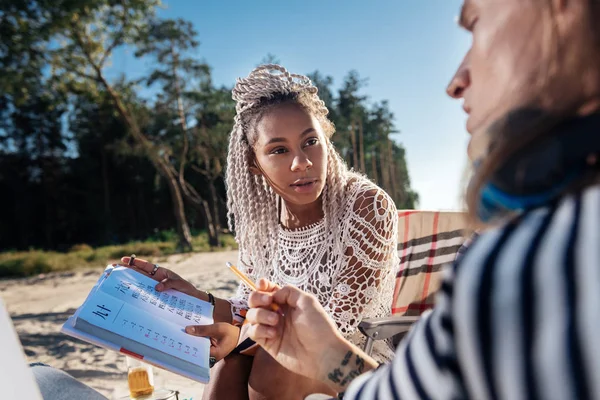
[225,64,357,276]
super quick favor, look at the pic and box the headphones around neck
[476,112,600,222]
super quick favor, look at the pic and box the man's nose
[447,53,471,99]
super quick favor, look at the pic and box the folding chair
[359,210,470,354]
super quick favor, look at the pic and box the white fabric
[0,299,43,400]
[229,178,400,362]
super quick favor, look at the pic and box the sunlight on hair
[226,64,359,277]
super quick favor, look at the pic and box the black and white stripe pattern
[397,230,465,278]
[345,185,600,399]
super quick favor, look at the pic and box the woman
[245,0,600,399]
[124,64,399,399]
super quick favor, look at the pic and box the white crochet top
[229,178,400,362]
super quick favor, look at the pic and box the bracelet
[207,291,216,307]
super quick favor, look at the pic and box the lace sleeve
[327,186,398,336]
[228,251,256,325]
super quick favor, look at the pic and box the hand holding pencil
[225,262,282,314]
[229,261,369,387]
[243,278,355,386]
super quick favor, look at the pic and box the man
[246,0,600,398]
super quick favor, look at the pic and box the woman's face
[251,103,328,207]
[447,0,597,161]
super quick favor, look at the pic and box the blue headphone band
[474,112,600,222]
[477,170,581,222]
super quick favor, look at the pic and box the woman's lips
[290,180,318,193]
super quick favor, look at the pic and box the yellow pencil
[226,262,258,290]
[225,262,281,313]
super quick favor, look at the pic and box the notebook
[62,265,214,383]
[0,297,43,400]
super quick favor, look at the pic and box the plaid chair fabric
[392,210,470,317]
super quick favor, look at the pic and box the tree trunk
[379,137,391,195]
[126,193,137,238]
[100,145,111,241]
[206,180,221,247]
[14,174,27,249]
[71,26,194,250]
[164,172,193,251]
[95,70,193,251]
[350,120,358,169]
[42,162,54,249]
[371,150,379,184]
[196,197,216,244]
[358,119,366,172]
[170,44,219,249]
[388,140,398,203]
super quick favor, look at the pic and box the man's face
[447,0,549,160]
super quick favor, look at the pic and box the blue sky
[112,0,471,210]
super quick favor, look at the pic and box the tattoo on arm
[341,351,352,366]
[356,355,365,369]
[328,351,367,389]
[328,368,344,383]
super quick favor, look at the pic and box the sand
[0,250,241,399]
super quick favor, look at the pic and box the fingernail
[268,313,278,324]
[186,326,196,334]
[156,283,164,291]
[267,328,276,338]
[260,294,270,303]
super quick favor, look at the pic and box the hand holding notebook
[62,265,214,383]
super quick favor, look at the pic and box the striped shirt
[345,184,600,399]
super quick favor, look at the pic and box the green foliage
[0,0,418,253]
[0,252,58,278]
[69,244,94,252]
[308,70,419,209]
[145,229,179,243]
[0,232,238,279]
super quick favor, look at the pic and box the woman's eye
[270,147,287,155]
[305,138,319,147]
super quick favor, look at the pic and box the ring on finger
[150,264,160,276]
